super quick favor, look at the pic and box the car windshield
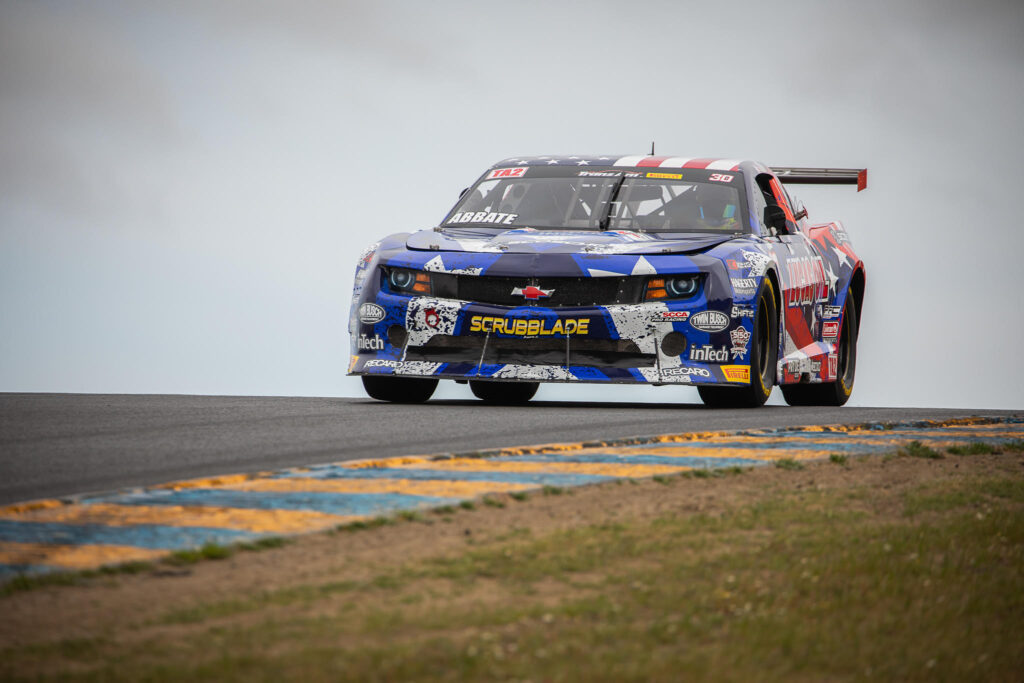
[445,167,747,233]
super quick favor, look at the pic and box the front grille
[430,273,644,307]
[404,334,654,368]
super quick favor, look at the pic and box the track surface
[0,393,1018,505]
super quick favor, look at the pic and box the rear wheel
[469,380,539,405]
[361,375,438,403]
[781,295,857,407]
[698,278,778,409]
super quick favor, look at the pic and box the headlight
[386,268,432,294]
[645,275,699,300]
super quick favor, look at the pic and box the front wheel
[469,380,539,405]
[781,295,858,407]
[362,375,438,403]
[698,278,778,409]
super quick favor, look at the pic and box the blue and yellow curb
[2,416,1021,579]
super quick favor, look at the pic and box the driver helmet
[694,184,738,227]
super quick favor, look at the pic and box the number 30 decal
[708,173,734,182]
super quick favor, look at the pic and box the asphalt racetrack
[0,393,1018,506]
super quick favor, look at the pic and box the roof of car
[490,155,767,173]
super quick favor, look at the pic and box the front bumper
[348,292,753,386]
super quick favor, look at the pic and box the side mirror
[763,205,788,233]
[793,200,808,221]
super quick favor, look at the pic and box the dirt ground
[3,447,1020,655]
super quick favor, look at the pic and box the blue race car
[349,155,866,408]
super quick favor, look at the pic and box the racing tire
[469,380,539,405]
[697,278,778,409]
[361,375,438,403]
[780,295,857,407]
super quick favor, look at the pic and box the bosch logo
[511,286,554,300]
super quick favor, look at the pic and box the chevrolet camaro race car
[348,155,866,408]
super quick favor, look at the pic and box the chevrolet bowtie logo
[511,286,554,300]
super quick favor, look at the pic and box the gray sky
[2,0,1022,409]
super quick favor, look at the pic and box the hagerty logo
[689,310,729,333]
[359,303,385,324]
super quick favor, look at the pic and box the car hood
[406,227,736,255]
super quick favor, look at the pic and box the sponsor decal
[731,305,754,318]
[689,344,729,363]
[424,308,440,329]
[646,172,682,180]
[708,173,734,182]
[511,285,553,300]
[822,320,840,340]
[689,310,729,333]
[729,326,751,360]
[348,355,359,373]
[662,366,712,378]
[650,311,690,322]
[731,278,757,290]
[486,167,527,179]
[359,303,385,324]
[810,360,821,373]
[357,334,385,351]
[722,365,750,383]
[828,353,838,379]
[785,256,828,307]
[578,170,641,177]
[447,211,518,225]
[365,359,399,368]
[822,305,842,319]
[469,315,590,336]
[740,251,771,277]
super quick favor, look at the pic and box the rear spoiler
[770,166,868,192]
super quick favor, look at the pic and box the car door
[756,174,827,358]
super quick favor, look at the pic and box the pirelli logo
[469,316,590,336]
[721,365,750,383]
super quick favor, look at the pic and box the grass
[482,497,505,509]
[901,440,943,459]
[509,491,529,502]
[829,453,849,465]
[774,458,805,471]
[166,543,234,565]
[5,467,1020,681]
[947,442,997,456]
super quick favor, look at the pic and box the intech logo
[357,334,385,351]
[688,344,729,363]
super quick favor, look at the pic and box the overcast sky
[1,0,1022,409]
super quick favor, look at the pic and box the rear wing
[770,166,868,192]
